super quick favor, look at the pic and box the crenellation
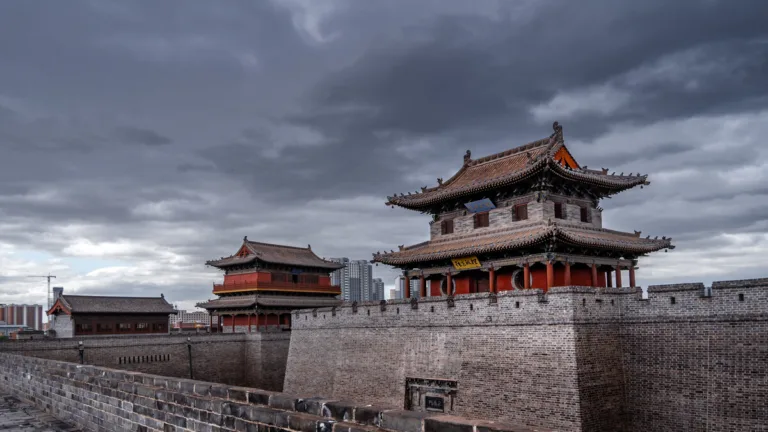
[285,281,768,431]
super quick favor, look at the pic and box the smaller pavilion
[198,237,343,332]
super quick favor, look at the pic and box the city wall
[284,278,768,432]
[0,352,534,432]
[0,331,291,392]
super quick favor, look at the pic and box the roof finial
[243,235,248,242]
[307,244,311,250]
[464,150,471,164]
[437,178,443,185]
[552,121,563,142]
[160,293,164,299]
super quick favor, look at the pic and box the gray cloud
[113,126,172,146]
[0,0,767,309]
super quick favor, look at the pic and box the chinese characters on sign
[451,256,481,270]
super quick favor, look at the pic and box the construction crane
[27,274,57,310]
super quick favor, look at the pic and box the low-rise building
[46,290,176,338]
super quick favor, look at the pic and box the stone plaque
[405,377,457,414]
[425,396,444,412]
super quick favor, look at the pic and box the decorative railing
[213,281,341,294]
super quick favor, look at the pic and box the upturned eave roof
[371,221,673,266]
[196,295,342,310]
[206,238,344,270]
[386,122,649,210]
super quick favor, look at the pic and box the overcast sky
[1,0,767,312]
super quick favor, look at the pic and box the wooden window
[153,323,166,331]
[473,212,489,228]
[136,323,149,330]
[300,274,319,284]
[118,323,132,332]
[554,202,566,219]
[580,207,590,223]
[440,219,454,235]
[97,323,113,333]
[513,204,528,221]
[271,272,290,283]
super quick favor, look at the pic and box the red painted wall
[223,272,333,286]
[425,266,610,296]
[454,276,470,295]
[223,314,282,327]
[223,272,267,285]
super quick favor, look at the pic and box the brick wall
[286,290,586,431]
[0,352,534,432]
[285,279,768,431]
[0,332,291,391]
[430,195,603,241]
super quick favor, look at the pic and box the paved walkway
[0,391,80,431]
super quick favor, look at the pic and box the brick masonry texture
[285,278,768,432]
[0,332,290,392]
[0,353,533,432]
[430,196,602,240]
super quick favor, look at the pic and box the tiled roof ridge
[246,240,310,251]
[466,136,554,167]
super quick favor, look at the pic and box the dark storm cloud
[113,126,172,146]
[1,0,767,307]
[299,1,768,142]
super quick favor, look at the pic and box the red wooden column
[446,271,452,295]
[218,315,223,333]
[247,314,252,333]
[231,315,235,333]
[591,264,598,287]
[489,267,496,293]
[606,270,613,288]
[629,264,636,287]
[545,261,554,292]
[403,273,411,298]
[615,264,623,288]
[255,313,260,332]
[419,274,426,297]
[564,261,571,286]
[523,263,530,289]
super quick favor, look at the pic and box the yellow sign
[452,256,481,270]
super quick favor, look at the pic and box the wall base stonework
[285,279,768,432]
[0,353,532,432]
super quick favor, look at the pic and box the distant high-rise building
[372,278,385,301]
[330,258,373,302]
[0,304,43,330]
[170,309,211,328]
[389,287,403,300]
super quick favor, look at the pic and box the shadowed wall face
[0,332,290,391]
[285,279,768,432]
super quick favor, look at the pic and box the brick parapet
[0,352,534,432]
[291,282,768,329]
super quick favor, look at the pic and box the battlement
[285,278,768,430]
[292,279,768,330]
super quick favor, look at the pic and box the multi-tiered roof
[374,122,673,269]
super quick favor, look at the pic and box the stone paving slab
[0,391,80,431]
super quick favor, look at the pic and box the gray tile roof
[196,294,341,310]
[206,239,344,270]
[57,295,176,314]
